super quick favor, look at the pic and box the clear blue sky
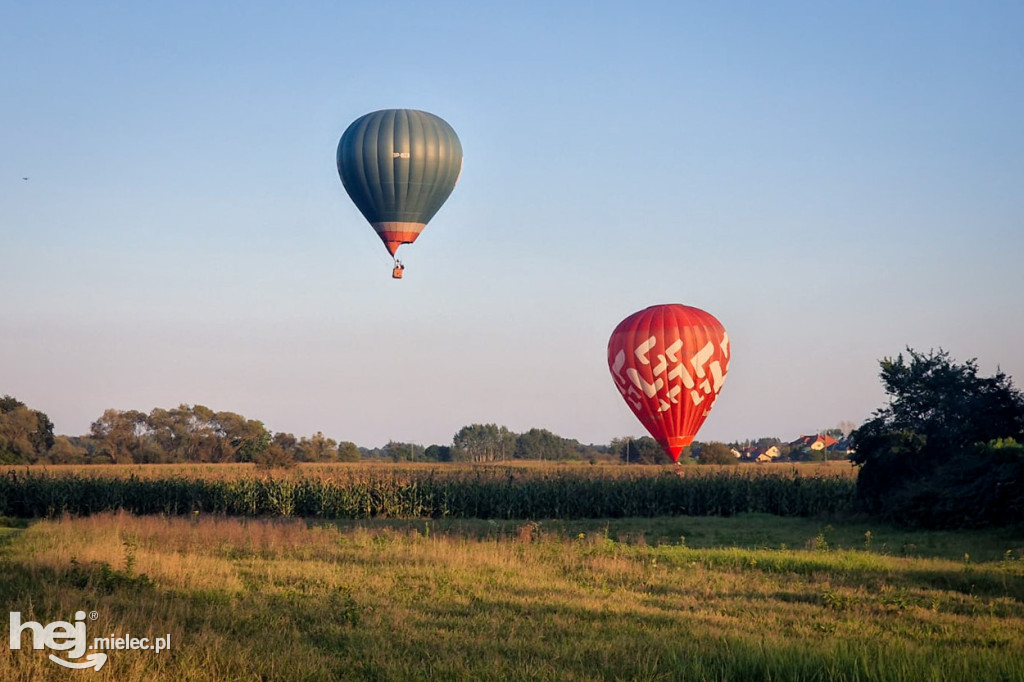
[2,1,1022,448]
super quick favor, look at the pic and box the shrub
[254,444,296,470]
[852,348,1024,527]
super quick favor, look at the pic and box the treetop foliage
[866,348,1024,452]
[851,347,1024,528]
[610,436,673,465]
[5,393,843,468]
[0,395,55,464]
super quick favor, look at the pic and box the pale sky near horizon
[2,1,1022,448]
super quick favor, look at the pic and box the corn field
[0,467,856,519]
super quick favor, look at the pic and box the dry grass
[1,512,1021,681]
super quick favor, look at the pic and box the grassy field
[2,510,1022,681]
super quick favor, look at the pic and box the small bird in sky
[22,177,29,180]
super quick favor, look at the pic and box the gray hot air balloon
[337,109,463,278]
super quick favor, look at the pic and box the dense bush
[880,438,1024,528]
[610,436,675,464]
[693,442,739,465]
[852,348,1024,528]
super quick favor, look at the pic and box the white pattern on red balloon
[611,332,730,417]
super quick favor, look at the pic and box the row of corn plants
[0,469,857,519]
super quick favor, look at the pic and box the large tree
[381,441,424,462]
[213,411,270,463]
[452,424,515,462]
[90,409,149,463]
[851,348,1024,527]
[0,395,55,463]
[514,428,579,461]
[297,431,338,462]
[422,444,451,462]
[48,436,88,464]
[337,441,362,462]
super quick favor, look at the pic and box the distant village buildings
[731,435,853,463]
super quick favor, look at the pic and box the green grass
[1,513,1021,681]
[324,513,1024,562]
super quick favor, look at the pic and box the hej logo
[9,611,172,671]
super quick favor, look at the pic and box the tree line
[0,402,361,467]
[2,399,787,467]
[1,393,856,468]
[0,401,616,466]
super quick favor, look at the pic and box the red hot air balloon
[608,304,730,462]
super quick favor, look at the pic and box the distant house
[730,444,784,463]
[733,445,760,461]
[754,445,781,463]
[790,435,838,451]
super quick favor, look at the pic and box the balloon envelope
[337,109,463,257]
[608,304,730,461]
